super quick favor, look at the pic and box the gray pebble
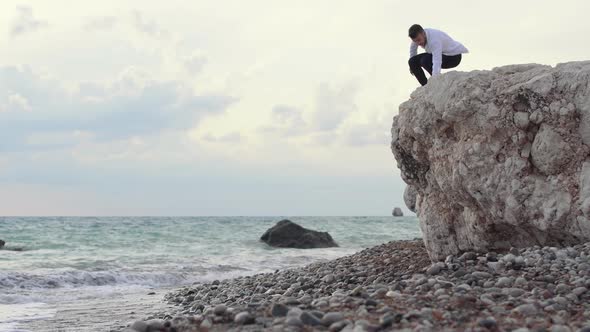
[322,312,345,326]
[505,288,526,297]
[234,311,255,325]
[329,320,349,332]
[514,303,537,316]
[556,283,570,294]
[477,317,497,329]
[573,286,587,296]
[472,271,492,279]
[271,303,289,317]
[456,283,471,292]
[146,320,165,330]
[323,274,336,283]
[300,311,322,326]
[427,262,445,275]
[286,316,304,327]
[130,321,148,332]
[213,304,227,315]
[550,325,572,332]
[495,277,512,288]
[282,296,301,305]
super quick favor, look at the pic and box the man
[408,24,468,86]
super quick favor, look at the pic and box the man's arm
[409,41,418,58]
[430,39,442,76]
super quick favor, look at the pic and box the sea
[0,216,421,332]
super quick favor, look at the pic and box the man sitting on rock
[408,24,469,86]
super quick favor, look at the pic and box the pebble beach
[126,240,590,332]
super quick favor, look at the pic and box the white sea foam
[0,303,56,332]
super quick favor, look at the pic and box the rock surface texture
[260,220,338,249]
[391,61,590,261]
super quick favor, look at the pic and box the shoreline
[124,239,590,331]
[0,216,420,332]
[16,288,177,332]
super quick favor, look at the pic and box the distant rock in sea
[260,220,338,249]
[392,61,590,260]
[392,207,404,217]
[0,239,4,249]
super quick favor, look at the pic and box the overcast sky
[0,1,588,216]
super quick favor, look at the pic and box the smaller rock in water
[0,240,5,249]
[260,219,338,249]
[392,207,404,217]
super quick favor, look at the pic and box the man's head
[409,24,426,47]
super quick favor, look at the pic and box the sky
[0,0,588,216]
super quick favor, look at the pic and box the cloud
[342,124,390,146]
[312,81,359,131]
[201,132,242,143]
[0,65,237,152]
[271,105,306,126]
[259,80,370,146]
[83,16,119,31]
[10,5,48,37]
[259,105,309,137]
[4,93,32,112]
[131,10,167,38]
[183,52,208,76]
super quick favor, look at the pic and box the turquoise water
[0,216,420,331]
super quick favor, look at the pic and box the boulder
[392,207,404,217]
[391,61,590,260]
[0,240,4,249]
[261,220,338,249]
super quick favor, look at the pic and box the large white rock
[391,61,590,261]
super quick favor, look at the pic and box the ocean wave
[0,246,27,252]
[0,270,186,290]
[0,265,248,291]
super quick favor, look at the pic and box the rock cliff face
[391,61,590,261]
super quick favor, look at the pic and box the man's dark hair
[408,24,424,39]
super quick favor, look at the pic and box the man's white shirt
[410,28,469,76]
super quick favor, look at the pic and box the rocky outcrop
[392,207,404,217]
[391,61,590,260]
[0,239,4,249]
[403,186,417,213]
[260,220,338,249]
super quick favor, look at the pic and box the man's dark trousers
[408,53,462,86]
